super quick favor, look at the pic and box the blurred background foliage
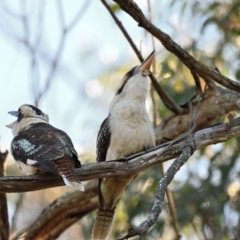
[1,0,240,239]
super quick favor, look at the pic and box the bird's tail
[91,177,133,240]
[55,156,84,191]
[91,207,115,240]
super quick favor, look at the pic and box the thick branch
[11,181,98,240]
[118,146,192,239]
[155,87,240,142]
[1,117,240,193]
[114,0,240,93]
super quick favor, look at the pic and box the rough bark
[155,86,240,142]
[11,181,98,240]
[1,117,240,193]
[118,146,192,240]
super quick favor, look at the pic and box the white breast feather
[16,161,39,175]
[107,74,155,160]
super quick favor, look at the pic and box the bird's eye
[29,105,43,116]
[17,108,24,122]
[35,109,42,116]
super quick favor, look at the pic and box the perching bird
[6,104,84,191]
[91,51,156,240]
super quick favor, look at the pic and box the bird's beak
[6,111,18,129]
[8,111,18,117]
[139,50,155,74]
[6,122,15,129]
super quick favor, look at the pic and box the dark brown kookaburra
[91,51,156,240]
[6,104,84,191]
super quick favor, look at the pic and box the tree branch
[190,69,202,93]
[155,86,240,142]
[11,181,98,240]
[0,150,9,240]
[114,0,240,93]
[34,0,91,106]
[118,146,192,239]
[101,0,183,114]
[1,117,240,193]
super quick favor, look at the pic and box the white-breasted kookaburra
[6,104,84,191]
[91,51,156,240]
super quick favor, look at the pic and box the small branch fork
[113,0,240,94]
[101,0,183,114]
[118,146,192,240]
[4,0,91,107]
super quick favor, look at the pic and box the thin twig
[34,0,92,106]
[146,0,180,238]
[101,0,183,114]
[190,69,202,93]
[118,146,192,239]
[147,0,158,126]
[157,100,201,240]
[159,163,181,240]
[20,0,40,103]
[114,0,240,93]
[67,0,92,31]
[35,0,65,106]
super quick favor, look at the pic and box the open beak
[6,122,15,129]
[6,111,18,129]
[139,50,154,74]
[8,111,18,117]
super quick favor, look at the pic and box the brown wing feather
[11,123,80,174]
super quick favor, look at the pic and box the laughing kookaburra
[6,104,84,191]
[91,51,156,240]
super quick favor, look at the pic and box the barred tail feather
[91,208,115,240]
[62,175,85,191]
[92,177,134,240]
[55,156,84,191]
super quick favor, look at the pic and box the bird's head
[6,104,49,136]
[115,51,154,99]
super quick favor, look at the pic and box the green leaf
[110,3,120,13]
